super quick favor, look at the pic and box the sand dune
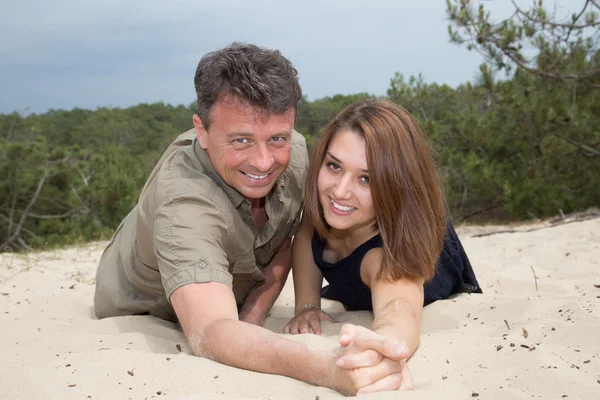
[1,217,599,399]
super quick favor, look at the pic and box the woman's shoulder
[360,246,385,286]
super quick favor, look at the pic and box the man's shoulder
[151,130,233,208]
[278,130,308,200]
[170,129,197,147]
[289,129,308,166]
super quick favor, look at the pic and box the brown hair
[304,99,446,282]
[194,42,302,129]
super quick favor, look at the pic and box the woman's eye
[360,176,370,184]
[326,161,341,171]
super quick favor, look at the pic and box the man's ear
[193,115,208,149]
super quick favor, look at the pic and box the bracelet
[296,303,320,315]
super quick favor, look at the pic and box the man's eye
[270,136,286,142]
[234,138,249,144]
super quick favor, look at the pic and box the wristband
[296,303,320,315]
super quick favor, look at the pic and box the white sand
[1,217,599,399]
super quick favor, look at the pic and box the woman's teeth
[331,200,355,212]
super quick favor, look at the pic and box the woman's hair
[304,99,446,282]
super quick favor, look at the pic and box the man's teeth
[331,200,355,212]
[244,172,268,180]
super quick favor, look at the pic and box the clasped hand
[335,324,414,395]
[284,310,413,395]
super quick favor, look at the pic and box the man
[94,43,408,395]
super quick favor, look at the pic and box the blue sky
[0,0,574,114]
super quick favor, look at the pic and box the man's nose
[249,144,275,172]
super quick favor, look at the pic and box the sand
[1,216,599,400]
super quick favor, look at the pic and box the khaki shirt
[95,128,308,320]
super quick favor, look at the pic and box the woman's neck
[326,223,379,258]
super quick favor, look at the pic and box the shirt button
[199,260,207,268]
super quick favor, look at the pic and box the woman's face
[317,130,377,234]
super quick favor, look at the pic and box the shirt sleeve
[153,193,233,302]
[286,130,309,239]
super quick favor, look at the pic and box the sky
[0,0,575,114]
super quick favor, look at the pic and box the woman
[283,99,481,392]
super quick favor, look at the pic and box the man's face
[194,96,295,202]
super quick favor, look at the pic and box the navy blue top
[313,221,482,311]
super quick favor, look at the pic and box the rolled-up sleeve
[153,193,233,302]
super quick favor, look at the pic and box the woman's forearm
[291,225,323,311]
[372,299,421,355]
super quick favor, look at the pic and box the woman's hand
[336,324,414,393]
[283,309,338,334]
[326,346,406,396]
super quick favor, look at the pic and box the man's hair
[194,42,302,128]
[304,99,447,283]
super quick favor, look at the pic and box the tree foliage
[441,0,600,219]
[446,0,600,85]
[0,104,191,251]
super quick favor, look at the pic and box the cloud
[0,0,576,113]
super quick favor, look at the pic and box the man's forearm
[239,263,290,322]
[239,239,292,323]
[189,318,338,389]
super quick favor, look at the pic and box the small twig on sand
[472,211,600,238]
[530,265,539,291]
[504,319,510,330]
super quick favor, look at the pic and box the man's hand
[283,309,338,334]
[335,324,415,393]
